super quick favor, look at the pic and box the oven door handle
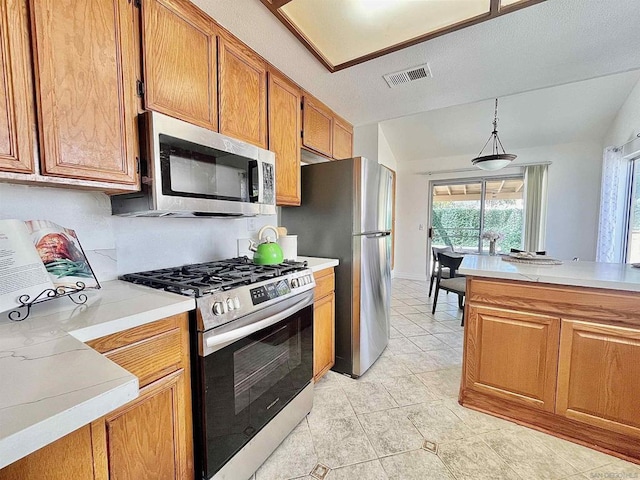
[203,294,313,353]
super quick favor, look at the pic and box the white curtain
[523,164,548,252]
[596,147,629,262]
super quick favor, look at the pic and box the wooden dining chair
[432,252,466,326]
[429,246,453,297]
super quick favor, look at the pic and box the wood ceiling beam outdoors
[446,185,452,196]
[257,0,547,72]
[498,180,505,193]
[516,182,523,193]
[463,184,467,195]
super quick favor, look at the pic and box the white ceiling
[379,70,640,162]
[193,0,640,128]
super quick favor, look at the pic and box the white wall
[353,123,378,163]
[393,141,603,280]
[353,123,398,171]
[378,126,398,171]
[0,183,276,281]
[604,78,640,148]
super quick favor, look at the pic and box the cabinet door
[268,70,301,206]
[302,95,333,157]
[332,117,353,160]
[0,422,106,480]
[30,0,138,184]
[0,0,35,174]
[105,370,190,480]
[557,320,640,438]
[141,0,217,130]
[218,31,267,148]
[465,305,560,412]
[314,292,335,381]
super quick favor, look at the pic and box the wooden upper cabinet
[332,116,353,160]
[141,0,217,131]
[465,304,560,412]
[0,0,36,174]
[268,69,301,206]
[29,0,138,185]
[218,31,267,148]
[302,94,333,157]
[557,320,640,438]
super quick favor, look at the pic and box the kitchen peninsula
[458,255,640,464]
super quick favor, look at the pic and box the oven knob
[291,278,299,288]
[212,302,223,316]
[233,297,240,309]
[226,298,234,310]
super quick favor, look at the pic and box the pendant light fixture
[471,98,517,171]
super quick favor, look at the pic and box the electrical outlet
[247,218,257,232]
[237,238,253,257]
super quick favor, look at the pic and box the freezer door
[354,232,391,376]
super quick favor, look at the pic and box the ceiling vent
[383,63,432,88]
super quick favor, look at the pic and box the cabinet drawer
[313,269,335,300]
[87,315,183,353]
[468,278,640,327]
[104,328,183,389]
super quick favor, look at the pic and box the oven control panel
[197,269,315,331]
[250,279,291,305]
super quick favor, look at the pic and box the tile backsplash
[0,183,277,281]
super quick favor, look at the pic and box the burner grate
[121,256,309,296]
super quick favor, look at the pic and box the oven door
[196,292,314,479]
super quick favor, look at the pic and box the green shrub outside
[432,201,523,252]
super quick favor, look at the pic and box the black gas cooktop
[121,256,308,297]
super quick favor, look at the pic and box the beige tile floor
[254,279,640,480]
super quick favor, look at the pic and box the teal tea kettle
[249,225,284,265]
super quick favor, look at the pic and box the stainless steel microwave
[111,112,276,217]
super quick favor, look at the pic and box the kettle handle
[258,225,279,242]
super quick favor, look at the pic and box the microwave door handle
[204,294,313,353]
[256,161,264,204]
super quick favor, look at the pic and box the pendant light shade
[471,99,516,171]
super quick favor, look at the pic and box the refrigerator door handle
[363,232,391,238]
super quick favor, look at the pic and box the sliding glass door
[627,159,640,263]
[430,176,524,255]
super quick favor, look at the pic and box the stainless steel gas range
[121,257,315,480]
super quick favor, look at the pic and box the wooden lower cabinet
[0,313,193,479]
[104,370,190,480]
[0,422,107,480]
[313,268,335,382]
[556,320,640,438]
[461,277,640,463]
[465,304,560,412]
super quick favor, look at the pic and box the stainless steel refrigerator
[281,157,392,378]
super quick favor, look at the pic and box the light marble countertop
[0,280,195,469]
[298,256,339,272]
[460,255,640,292]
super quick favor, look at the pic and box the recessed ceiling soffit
[259,0,546,72]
